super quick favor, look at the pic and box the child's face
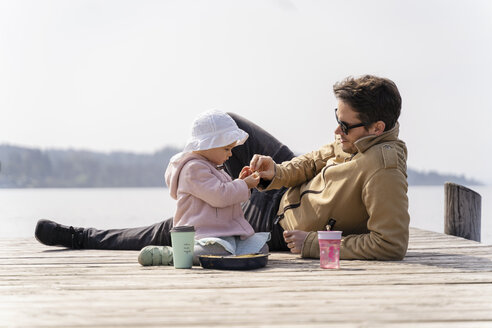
[197,142,236,166]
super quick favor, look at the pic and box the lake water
[1,186,491,244]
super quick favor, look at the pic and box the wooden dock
[1,227,492,327]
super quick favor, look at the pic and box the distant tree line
[0,144,181,188]
[406,169,481,186]
[0,144,482,188]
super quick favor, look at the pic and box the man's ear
[372,121,386,136]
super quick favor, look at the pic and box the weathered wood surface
[445,182,482,242]
[1,227,492,327]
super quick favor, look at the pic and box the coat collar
[353,122,400,154]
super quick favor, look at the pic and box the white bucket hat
[183,110,249,152]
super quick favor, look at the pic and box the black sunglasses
[334,108,366,135]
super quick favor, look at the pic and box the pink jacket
[164,152,255,240]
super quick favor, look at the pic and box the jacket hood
[165,152,209,200]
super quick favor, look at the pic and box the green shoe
[138,246,173,266]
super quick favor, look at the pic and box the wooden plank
[1,227,492,327]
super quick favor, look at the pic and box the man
[35,75,409,260]
[248,75,409,260]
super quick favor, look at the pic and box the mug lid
[171,225,195,232]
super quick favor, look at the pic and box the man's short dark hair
[333,75,402,131]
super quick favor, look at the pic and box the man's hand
[283,230,309,254]
[250,155,276,180]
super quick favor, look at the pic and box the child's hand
[239,166,254,179]
[242,171,260,189]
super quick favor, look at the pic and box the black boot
[35,219,85,249]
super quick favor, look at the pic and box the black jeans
[84,112,295,251]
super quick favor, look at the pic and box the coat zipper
[279,163,336,215]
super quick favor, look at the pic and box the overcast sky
[1,0,492,183]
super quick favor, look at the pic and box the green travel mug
[170,225,195,269]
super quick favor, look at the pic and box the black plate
[198,253,269,270]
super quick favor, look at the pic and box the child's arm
[180,161,251,208]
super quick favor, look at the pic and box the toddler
[138,110,269,266]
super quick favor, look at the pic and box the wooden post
[444,182,481,242]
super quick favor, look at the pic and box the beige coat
[263,124,409,260]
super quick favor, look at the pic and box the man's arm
[253,143,338,190]
[342,168,410,260]
[302,168,410,260]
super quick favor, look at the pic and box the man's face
[334,101,376,154]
